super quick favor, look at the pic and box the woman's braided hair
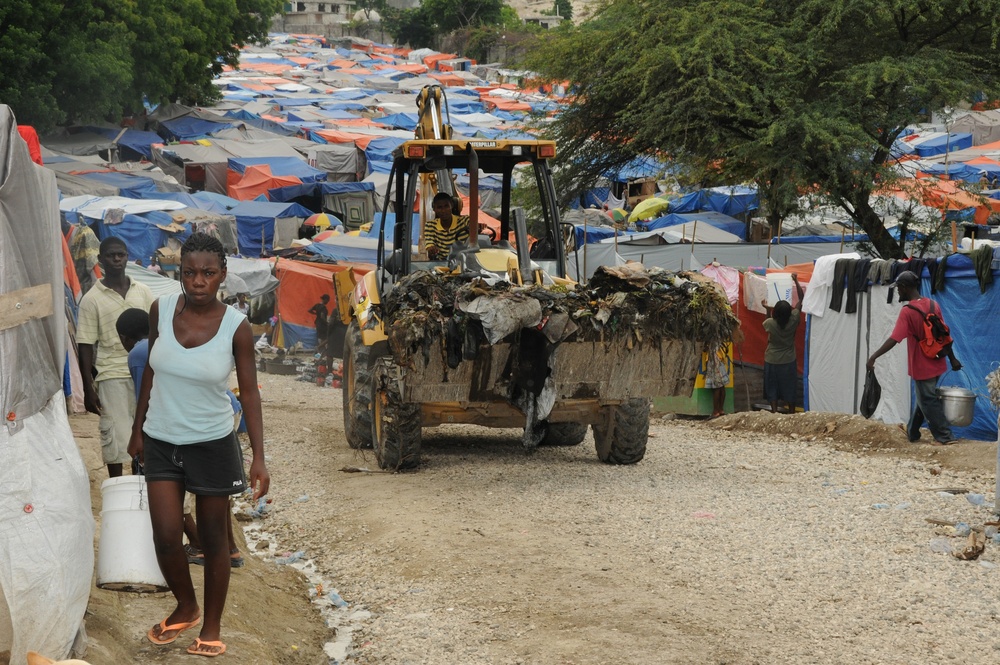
[181,232,226,269]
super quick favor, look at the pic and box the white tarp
[0,105,94,662]
[59,195,186,218]
[806,286,910,423]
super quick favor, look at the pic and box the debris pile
[379,263,739,364]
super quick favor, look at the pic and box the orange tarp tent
[482,97,532,112]
[313,129,378,150]
[228,165,302,200]
[888,178,1000,224]
[270,258,373,349]
[427,72,464,87]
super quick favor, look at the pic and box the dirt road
[77,370,1000,664]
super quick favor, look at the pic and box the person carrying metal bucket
[866,271,963,445]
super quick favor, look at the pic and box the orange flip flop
[187,638,227,657]
[146,616,201,645]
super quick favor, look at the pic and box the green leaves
[530,0,1000,257]
[0,0,281,130]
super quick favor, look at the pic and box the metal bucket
[937,386,976,427]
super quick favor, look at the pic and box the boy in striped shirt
[424,192,470,259]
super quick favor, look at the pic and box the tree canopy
[0,0,281,132]
[383,0,510,49]
[529,0,1000,258]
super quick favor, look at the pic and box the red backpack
[904,300,952,359]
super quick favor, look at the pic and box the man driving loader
[424,191,470,259]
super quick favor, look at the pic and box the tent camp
[0,106,94,662]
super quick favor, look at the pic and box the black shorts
[143,431,247,496]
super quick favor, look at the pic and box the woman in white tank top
[129,233,269,657]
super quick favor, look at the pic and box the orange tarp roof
[888,178,1000,224]
[228,165,302,200]
[423,53,457,68]
[339,67,373,76]
[375,62,427,74]
[482,97,532,112]
[325,118,383,128]
[238,62,293,74]
[239,82,275,91]
[329,59,358,69]
[313,129,378,150]
[428,72,464,86]
[965,156,1000,167]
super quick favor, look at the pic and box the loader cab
[375,139,567,287]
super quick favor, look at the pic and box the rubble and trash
[380,263,739,367]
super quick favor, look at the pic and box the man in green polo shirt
[77,237,154,477]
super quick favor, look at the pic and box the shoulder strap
[903,300,933,316]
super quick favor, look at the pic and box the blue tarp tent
[78,172,161,198]
[85,127,163,160]
[447,100,486,115]
[364,211,421,246]
[913,133,974,158]
[93,210,190,263]
[267,181,375,203]
[571,223,619,248]
[700,186,759,216]
[606,155,667,182]
[917,163,981,182]
[665,186,759,217]
[304,237,391,263]
[364,137,407,168]
[159,116,233,140]
[377,113,419,131]
[927,257,1000,440]
[230,200,314,256]
[643,211,746,238]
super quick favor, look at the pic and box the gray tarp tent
[0,106,94,662]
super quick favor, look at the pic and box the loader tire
[540,422,588,446]
[372,377,422,470]
[343,322,374,449]
[593,399,650,465]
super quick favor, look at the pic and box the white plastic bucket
[96,476,168,593]
[766,273,795,307]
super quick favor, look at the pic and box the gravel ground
[248,370,1000,665]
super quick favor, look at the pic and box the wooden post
[951,221,958,253]
[839,226,846,254]
[691,221,698,252]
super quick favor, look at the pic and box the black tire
[372,375,422,470]
[593,399,650,464]
[540,421,588,446]
[343,322,374,449]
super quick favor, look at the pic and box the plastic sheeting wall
[806,278,999,440]
[806,286,910,425]
[0,105,94,662]
[0,394,95,661]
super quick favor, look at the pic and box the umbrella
[312,229,340,242]
[610,208,628,223]
[304,212,334,230]
[628,196,670,222]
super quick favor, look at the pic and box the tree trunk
[850,196,903,259]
